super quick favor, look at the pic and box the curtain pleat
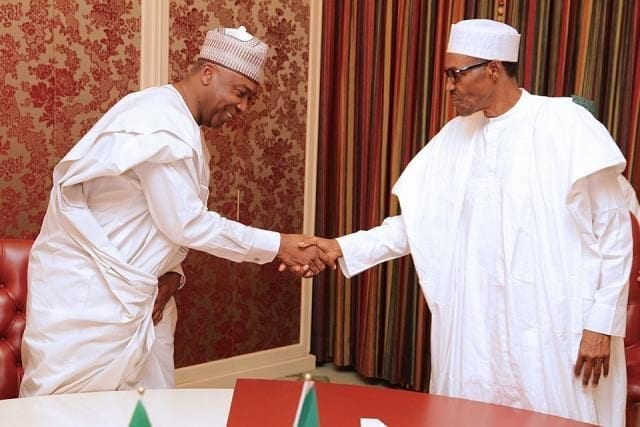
[314,0,640,391]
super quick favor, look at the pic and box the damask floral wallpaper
[1,0,309,369]
[0,0,140,237]
[169,1,309,367]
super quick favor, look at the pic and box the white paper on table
[360,418,387,427]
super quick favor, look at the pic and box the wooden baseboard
[175,344,316,388]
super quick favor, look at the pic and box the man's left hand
[574,329,611,386]
[153,272,181,325]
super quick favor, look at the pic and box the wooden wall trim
[140,0,169,89]
[300,0,323,354]
[176,344,315,388]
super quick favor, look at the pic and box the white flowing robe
[21,85,280,396]
[336,91,631,425]
[619,175,640,220]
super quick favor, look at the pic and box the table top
[0,380,594,427]
[0,388,233,427]
[227,379,594,427]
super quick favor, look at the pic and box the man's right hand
[277,235,342,277]
[276,234,337,277]
[298,236,343,259]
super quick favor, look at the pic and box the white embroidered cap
[447,19,521,62]
[199,25,268,84]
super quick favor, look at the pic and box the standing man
[21,26,331,396]
[305,19,631,425]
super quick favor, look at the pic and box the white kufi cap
[447,19,520,62]
[199,26,268,84]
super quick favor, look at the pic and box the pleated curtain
[313,0,640,391]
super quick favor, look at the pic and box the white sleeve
[617,174,640,220]
[336,215,410,278]
[167,262,187,290]
[133,160,280,264]
[576,170,632,337]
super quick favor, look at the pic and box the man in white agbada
[21,26,333,396]
[303,19,631,425]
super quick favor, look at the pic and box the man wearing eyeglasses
[303,19,631,425]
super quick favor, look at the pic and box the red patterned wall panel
[0,0,140,238]
[1,0,307,370]
[169,1,309,367]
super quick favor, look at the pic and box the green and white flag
[293,380,319,427]
[129,388,152,427]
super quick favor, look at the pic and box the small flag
[129,387,152,427]
[293,375,319,427]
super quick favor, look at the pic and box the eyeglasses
[444,60,491,83]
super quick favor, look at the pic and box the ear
[200,62,218,86]
[488,61,500,81]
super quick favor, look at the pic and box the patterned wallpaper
[1,0,309,369]
[169,1,309,367]
[0,0,140,237]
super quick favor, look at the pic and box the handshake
[276,234,343,277]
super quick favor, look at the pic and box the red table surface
[226,378,594,426]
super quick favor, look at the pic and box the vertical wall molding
[140,0,169,89]
[301,0,323,354]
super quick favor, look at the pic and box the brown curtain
[313,0,640,392]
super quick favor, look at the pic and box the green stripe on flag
[129,399,152,427]
[297,386,319,427]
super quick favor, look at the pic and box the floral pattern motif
[1,0,308,370]
[0,0,140,237]
[170,0,309,367]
